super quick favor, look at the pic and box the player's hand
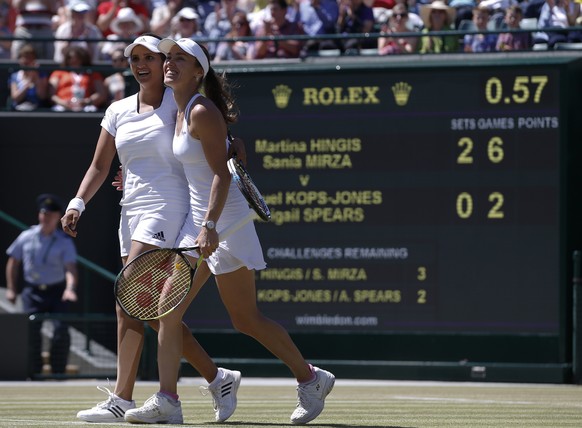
[196,228,219,258]
[228,136,247,166]
[61,211,80,237]
[112,165,123,191]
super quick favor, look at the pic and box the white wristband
[66,197,85,214]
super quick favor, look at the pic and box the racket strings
[232,161,271,221]
[116,250,192,320]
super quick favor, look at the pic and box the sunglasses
[393,12,408,18]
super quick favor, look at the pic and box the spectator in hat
[99,7,144,60]
[171,6,203,38]
[418,0,459,53]
[5,193,79,376]
[10,0,57,60]
[53,0,103,63]
[96,0,150,37]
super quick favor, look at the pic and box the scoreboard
[185,57,582,345]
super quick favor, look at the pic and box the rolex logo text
[303,86,380,106]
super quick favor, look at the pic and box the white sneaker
[200,368,241,422]
[124,393,183,424]
[290,366,335,424]
[77,385,136,422]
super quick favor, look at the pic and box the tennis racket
[115,211,256,321]
[227,134,271,222]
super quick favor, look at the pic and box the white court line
[391,395,582,407]
[391,396,537,405]
[1,378,582,388]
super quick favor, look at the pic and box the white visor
[158,38,209,78]
[124,35,161,58]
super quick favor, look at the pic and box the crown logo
[391,82,412,106]
[272,84,292,109]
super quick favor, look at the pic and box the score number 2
[485,75,548,105]
[417,267,427,304]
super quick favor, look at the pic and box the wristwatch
[202,220,216,231]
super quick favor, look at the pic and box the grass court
[0,378,581,427]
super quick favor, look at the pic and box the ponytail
[203,67,239,125]
[197,44,239,125]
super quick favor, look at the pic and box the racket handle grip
[217,211,257,242]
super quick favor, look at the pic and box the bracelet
[66,197,85,214]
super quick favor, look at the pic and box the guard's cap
[37,194,63,212]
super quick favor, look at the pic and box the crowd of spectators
[1,0,581,110]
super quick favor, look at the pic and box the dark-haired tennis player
[123,37,335,425]
[61,34,242,424]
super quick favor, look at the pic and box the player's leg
[215,268,335,424]
[159,264,213,390]
[160,214,241,422]
[146,260,218,384]
[173,263,242,423]
[76,305,144,422]
[114,305,145,399]
[123,308,185,424]
[146,319,219,382]
[124,262,210,424]
[125,258,240,424]
[77,240,157,422]
[216,268,311,380]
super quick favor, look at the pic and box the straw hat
[111,7,144,34]
[420,1,456,28]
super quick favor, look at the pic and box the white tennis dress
[174,94,266,275]
[101,87,190,255]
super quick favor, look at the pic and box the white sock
[209,368,224,388]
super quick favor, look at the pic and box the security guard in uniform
[5,194,78,375]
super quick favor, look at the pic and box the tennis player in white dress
[124,37,335,425]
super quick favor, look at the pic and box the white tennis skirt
[176,211,267,275]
